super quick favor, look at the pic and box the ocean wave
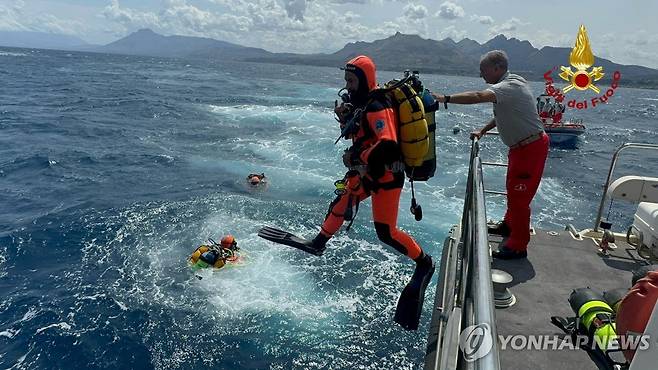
[35,322,72,334]
[0,154,54,176]
[206,103,331,120]
[0,51,28,57]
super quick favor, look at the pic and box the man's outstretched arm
[431,90,496,104]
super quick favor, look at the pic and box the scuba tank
[403,71,437,182]
[395,71,438,221]
[569,288,618,351]
[334,70,439,222]
[418,87,438,179]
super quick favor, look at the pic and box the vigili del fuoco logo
[543,25,621,110]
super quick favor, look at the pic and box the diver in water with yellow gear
[189,235,240,270]
[258,55,435,331]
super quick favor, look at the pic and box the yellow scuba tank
[189,245,210,264]
[189,245,226,269]
[417,87,438,180]
[379,71,438,221]
[569,288,618,350]
[385,79,429,170]
[382,71,437,181]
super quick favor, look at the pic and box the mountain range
[2,29,658,88]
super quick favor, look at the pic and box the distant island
[2,28,658,89]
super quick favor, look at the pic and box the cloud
[525,30,572,49]
[99,0,416,53]
[97,0,449,53]
[282,0,307,21]
[437,1,465,20]
[0,0,86,35]
[329,0,369,3]
[489,17,523,35]
[103,0,258,39]
[0,1,25,31]
[596,31,658,68]
[436,25,467,41]
[102,0,160,30]
[471,14,494,25]
[403,3,428,20]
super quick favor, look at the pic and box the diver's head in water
[247,173,266,186]
[220,234,238,250]
[341,55,377,106]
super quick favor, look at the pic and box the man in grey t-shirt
[432,50,549,259]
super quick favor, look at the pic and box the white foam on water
[20,307,40,323]
[35,322,72,335]
[533,177,587,229]
[206,103,331,129]
[0,244,6,278]
[0,328,20,338]
[0,51,28,57]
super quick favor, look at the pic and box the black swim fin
[394,256,436,331]
[258,226,325,256]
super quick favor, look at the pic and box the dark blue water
[1,47,657,369]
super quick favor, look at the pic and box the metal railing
[593,143,658,232]
[428,137,501,370]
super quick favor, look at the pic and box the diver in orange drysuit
[320,56,435,330]
[259,56,435,330]
[312,56,431,262]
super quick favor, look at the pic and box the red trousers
[503,133,549,251]
[319,171,423,260]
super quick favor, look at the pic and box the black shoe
[258,227,328,256]
[308,233,329,256]
[411,254,435,285]
[488,221,511,237]
[492,245,527,260]
[394,254,435,330]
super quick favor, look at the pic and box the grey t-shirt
[486,72,544,147]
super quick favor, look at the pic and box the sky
[2,0,658,68]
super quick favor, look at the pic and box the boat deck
[490,228,647,370]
